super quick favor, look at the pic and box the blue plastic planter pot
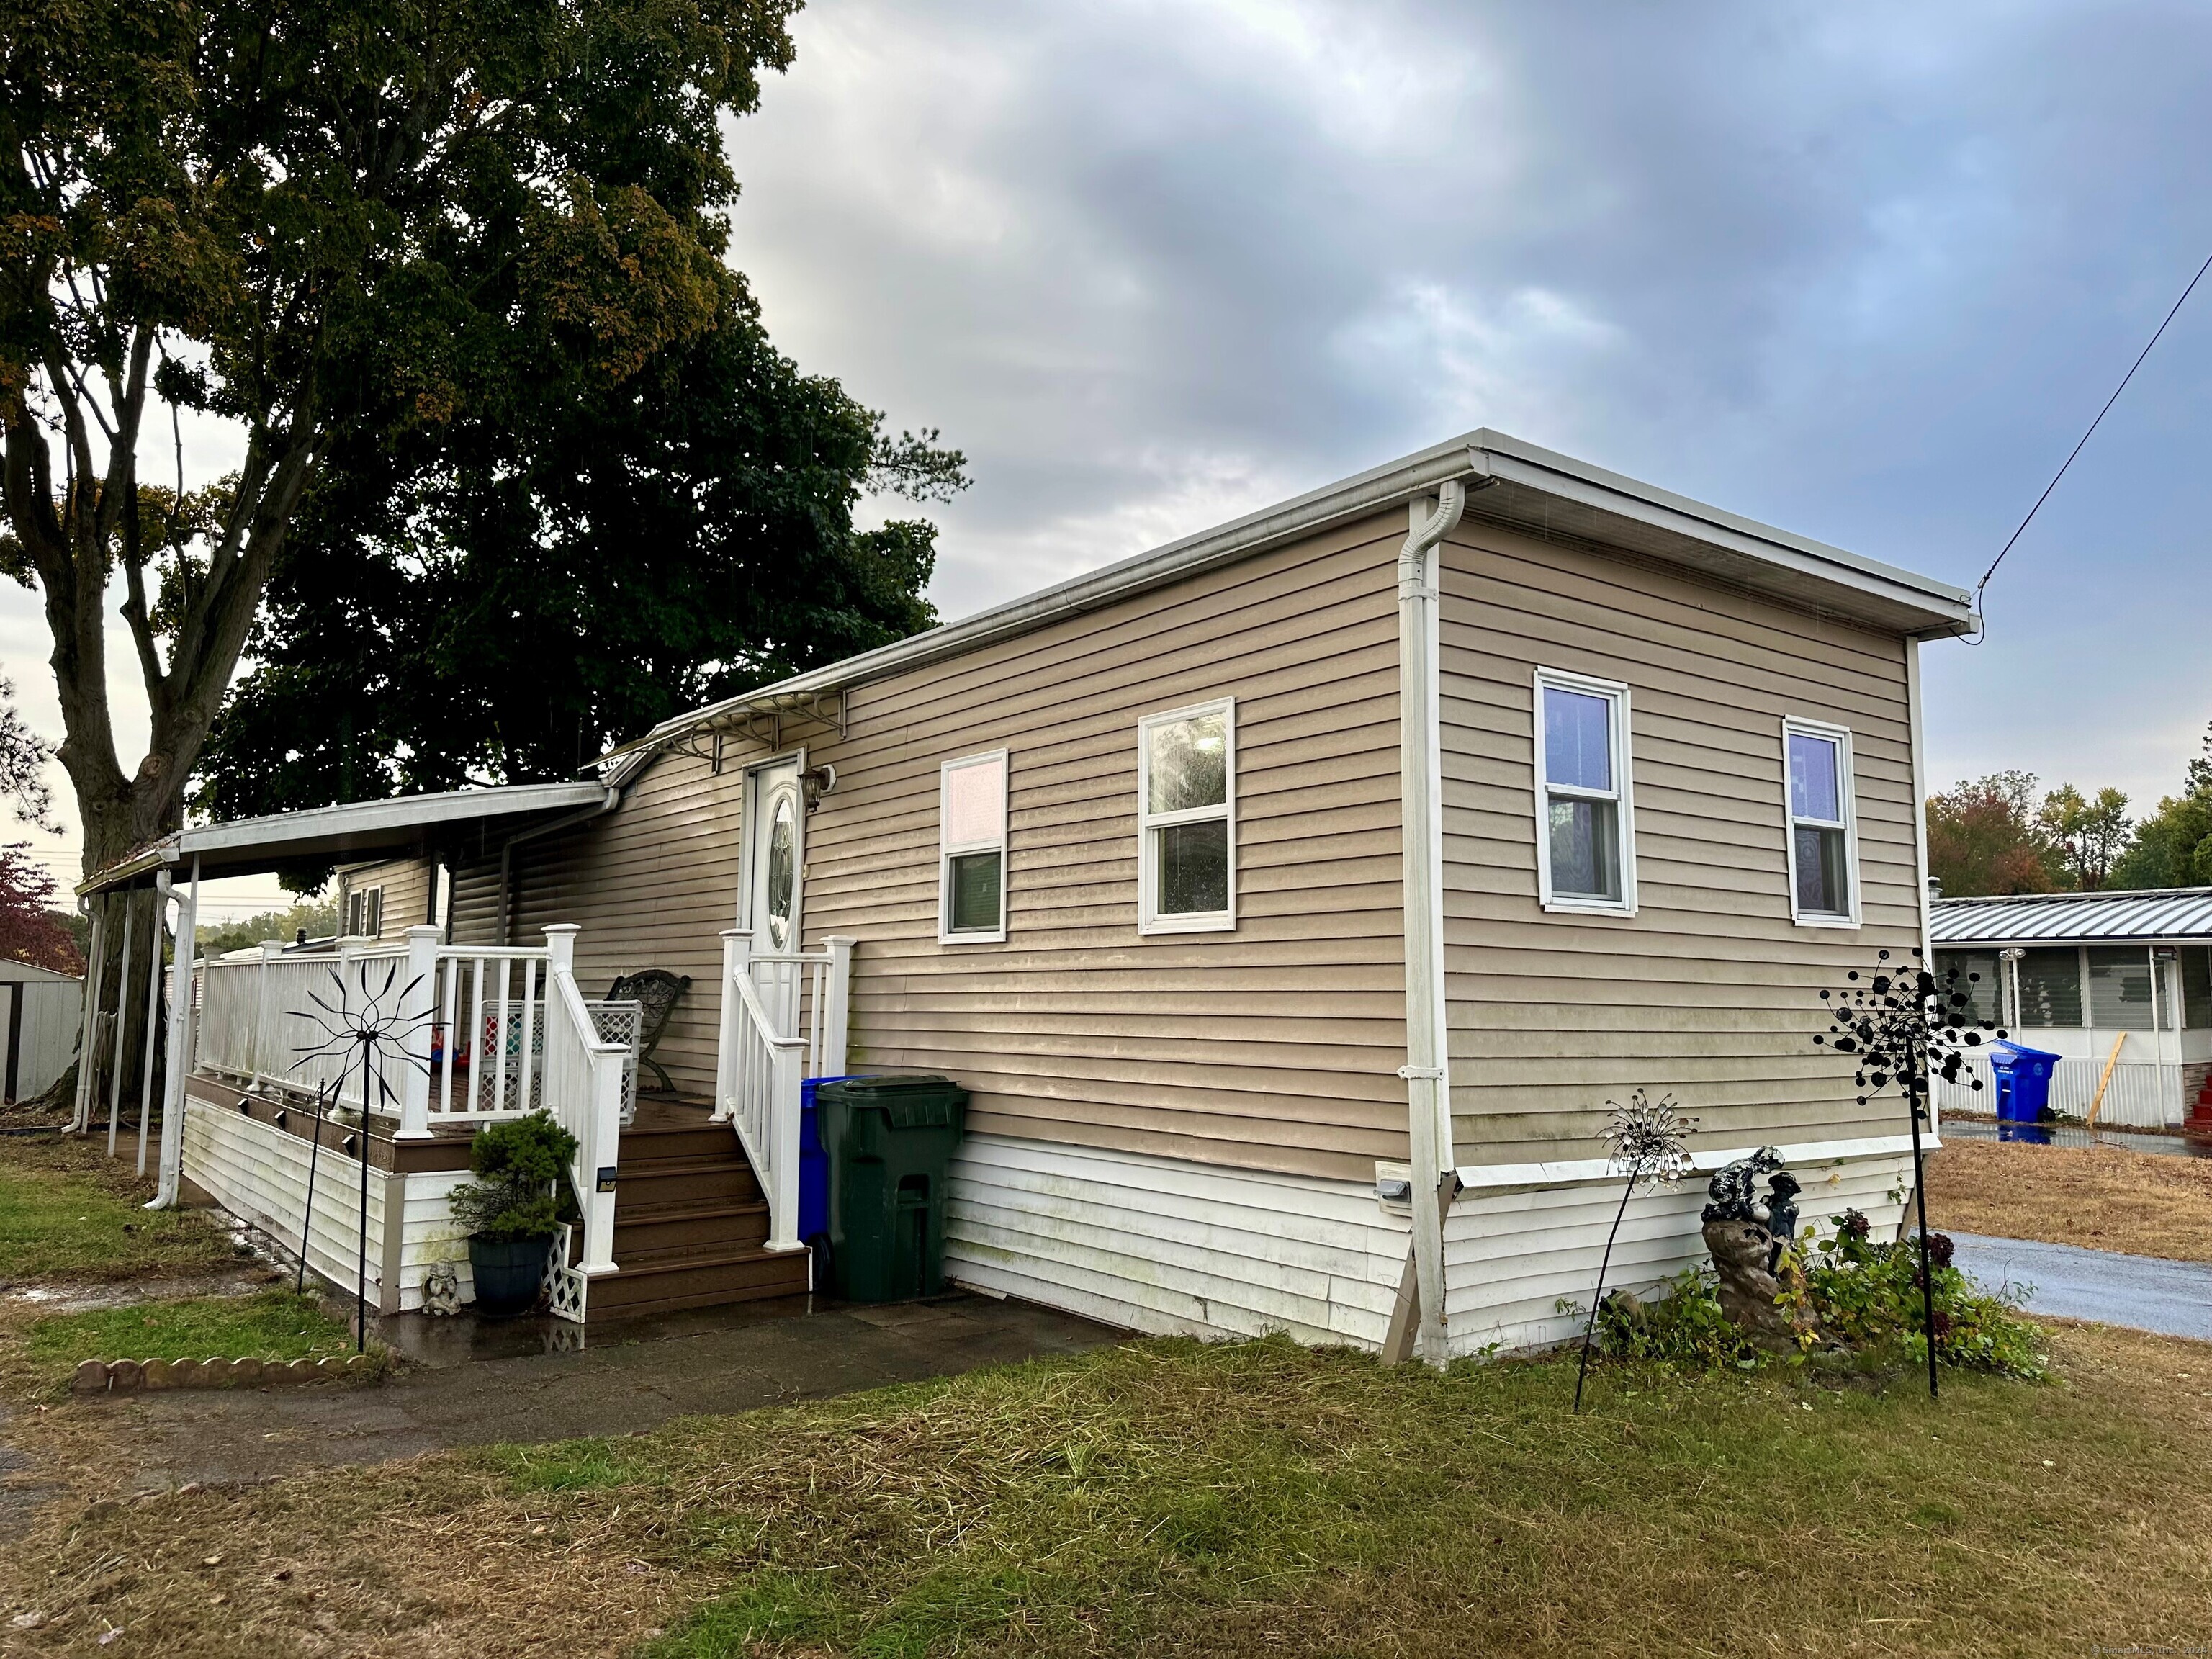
[1987,1040,2063,1124]
[467,1233,550,1317]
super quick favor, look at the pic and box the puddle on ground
[2,1272,278,1316]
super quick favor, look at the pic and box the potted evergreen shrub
[449,1111,580,1316]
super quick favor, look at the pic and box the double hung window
[344,885,383,939]
[1138,699,1235,933]
[1783,719,1858,925]
[939,751,1008,943]
[1533,670,1635,914]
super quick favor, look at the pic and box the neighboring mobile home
[81,430,1973,1361]
[1933,888,2212,1129]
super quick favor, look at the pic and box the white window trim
[345,885,384,939]
[1137,697,1236,936]
[1781,715,1862,929]
[1532,668,1637,917]
[939,749,1009,945]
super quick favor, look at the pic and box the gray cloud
[727,0,2212,802]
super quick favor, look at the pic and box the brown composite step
[578,1103,810,1320]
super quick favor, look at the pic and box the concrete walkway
[1951,1232,2212,1342]
[29,1292,1121,1501]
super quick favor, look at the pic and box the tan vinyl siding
[506,760,746,1092]
[336,858,434,943]
[1437,522,1923,1165]
[797,517,1410,1184]
[497,515,1413,1182]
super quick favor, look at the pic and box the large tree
[2111,724,2212,891]
[193,275,961,817]
[1,0,803,879]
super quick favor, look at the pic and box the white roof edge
[84,781,613,892]
[611,427,1973,766]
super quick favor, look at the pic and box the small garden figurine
[1813,946,2001,1398]
[1575,1089,1697,1412]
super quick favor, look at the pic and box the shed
[1931,888,2212,1128]
[0,958,85,1104]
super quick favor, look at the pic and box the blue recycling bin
[799,1076,866,1249]
[1987,1040,2062,1126]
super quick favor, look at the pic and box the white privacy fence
[714,930,852,1253]
[1933,1051,2182,1129]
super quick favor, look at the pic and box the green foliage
[198,897,339,958]
[2038,783,2134,891]
[1794,1213,2047,1381]
[1591,1269,1763,1370]
[25,1290,354,1382]
[196,286,963,827]
[448,1110,579,1242]
[1589,1215,2044,1382]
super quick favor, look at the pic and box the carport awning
[79,781,616,894]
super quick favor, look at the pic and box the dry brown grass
[1928,1136,2212,1259]
[1,1323,2211,1657]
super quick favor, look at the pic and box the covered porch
[75,786,853,1323]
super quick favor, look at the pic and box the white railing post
[713,929,746,1123]
[396,926,440,1139]
[768,1042,803,1252]
[543,922,577,978]
[822,936,855,1078]
[254,940,284,1089]
[579,1002,623,1277]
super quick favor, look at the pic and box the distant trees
[2110,726,2212,891]
[1925,772,2062,897]
[2038,785,2134,891]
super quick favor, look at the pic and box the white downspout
[150,855,199,1210]
[1398,480,1467,1366]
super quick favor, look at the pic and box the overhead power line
[1968,243,2212,642]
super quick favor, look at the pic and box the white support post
[396,926,441,1138]
[768,1041,803,1252]
[136,871,168,1177]
[822,935,855,1078]
[712,928,747,1122]
[151,856,199,1209]
[70,909,108,1135]
[104,897,135,1156]
[254,939,284,1089]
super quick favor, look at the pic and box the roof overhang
[1930,887,2212,948]
[81,781,616,894]
[606,427,1974,770]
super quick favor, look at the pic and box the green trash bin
[818,1074,968,1303]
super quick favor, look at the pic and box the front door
[746,760,805,1033]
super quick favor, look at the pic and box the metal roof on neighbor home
[603,427,1977,770]
[1931,889,2212,945]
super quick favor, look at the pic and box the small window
[2087,946,2159,1030]
[1138,699,1235,933]
[939,751,1007,943]
[2015,946,2083,1028]
[345,886,383,938]
[1782,719,1858,926]
[1532,670,1635,914]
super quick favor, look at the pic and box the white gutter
[1396,477,1474,1366]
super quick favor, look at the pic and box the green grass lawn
[22,1289,357,1383]
[0,1132,248,1283]
[9,1323,2211,1657]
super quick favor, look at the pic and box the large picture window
[1138,699,1235,934]
[1532,670,1635,914]
[939,751,1008,943]
[1783,717,1859,926]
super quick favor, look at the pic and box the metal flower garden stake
[294,960,433,1351]
[1813,947,2000,1399]
[1575,1089,1697,1413]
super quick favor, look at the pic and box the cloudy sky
[5,0,2211,912]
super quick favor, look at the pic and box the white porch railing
[714,930,853,1253]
